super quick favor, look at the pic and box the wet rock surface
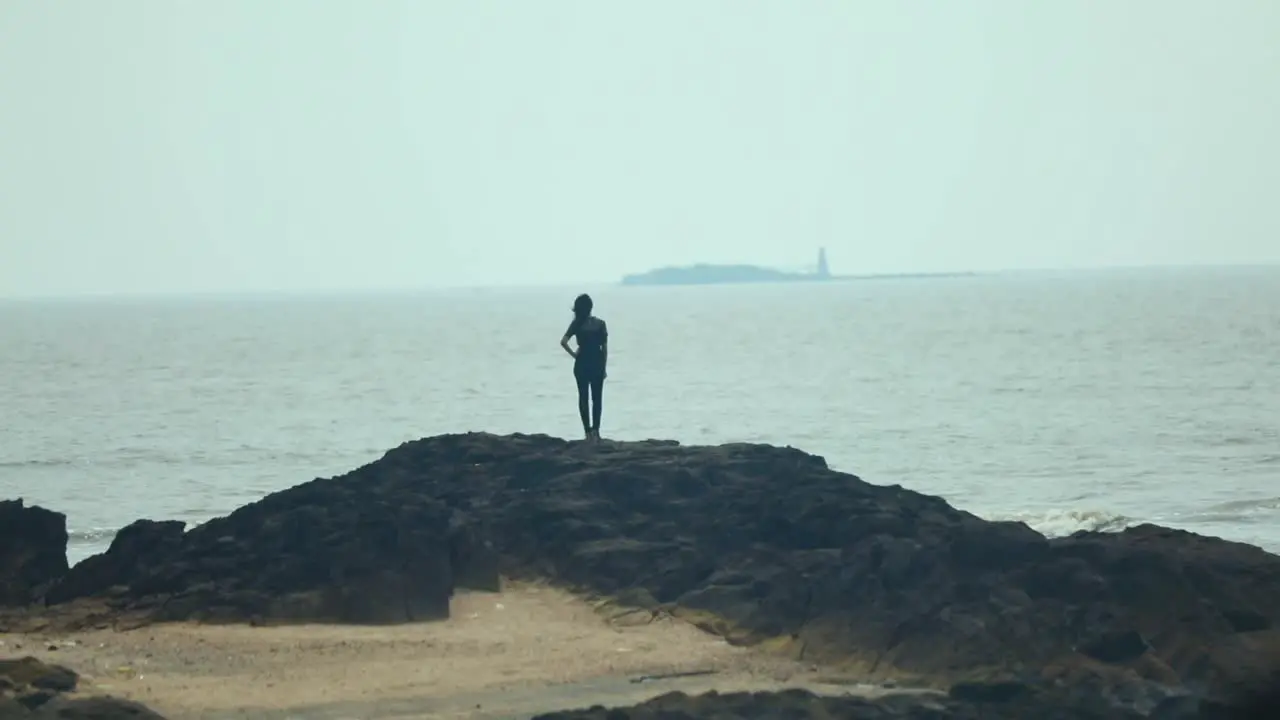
[0,501,68,608]
[0,656,165,719]
[5,432,1280,710]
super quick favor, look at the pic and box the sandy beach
[0,581,885,719]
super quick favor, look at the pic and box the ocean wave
[1202,496,1280,513]
[68,527,120,544]
[1181,496,1280,525]
[0,458,76,469]
[2,446,373,472]
[988,509,1135,537]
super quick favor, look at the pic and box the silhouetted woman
[560,293,608,441]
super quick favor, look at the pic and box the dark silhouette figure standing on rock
[560,293,608,442]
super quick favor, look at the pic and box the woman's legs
[589,375,604,436]
[575,373,592,437]
[574,365,606,440]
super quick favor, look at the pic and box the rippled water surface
[2,266,1277,563]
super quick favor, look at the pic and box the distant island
[621,248,975,286]
[622,248,834,286]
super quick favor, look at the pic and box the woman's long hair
[571,293,593,329]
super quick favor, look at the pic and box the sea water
[2,266,1277,565]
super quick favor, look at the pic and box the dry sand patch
[1,582,866,718]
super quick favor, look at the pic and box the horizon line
[1,261,1277,303]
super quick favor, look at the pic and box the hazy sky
[2,2,1278,297]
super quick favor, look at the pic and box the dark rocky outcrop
[22,696,167,719]
[291,433,1277,699]
[0,657,165,719]
[5,432,1280,706]
[40,475,500,625]
[42,521,185,606]
[529,687,1120,720]
[0,501,68,608]
[530,684,1280,720]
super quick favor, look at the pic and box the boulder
[45,521,185,605]
[27,696,168,719]
[0,657,78,712]
[0,656,166,718]
[0,501,68,607]
[0,655,167,712]
[42,470,499,624]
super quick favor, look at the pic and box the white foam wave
[68,527,119,544]
[988,509,1135,537]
